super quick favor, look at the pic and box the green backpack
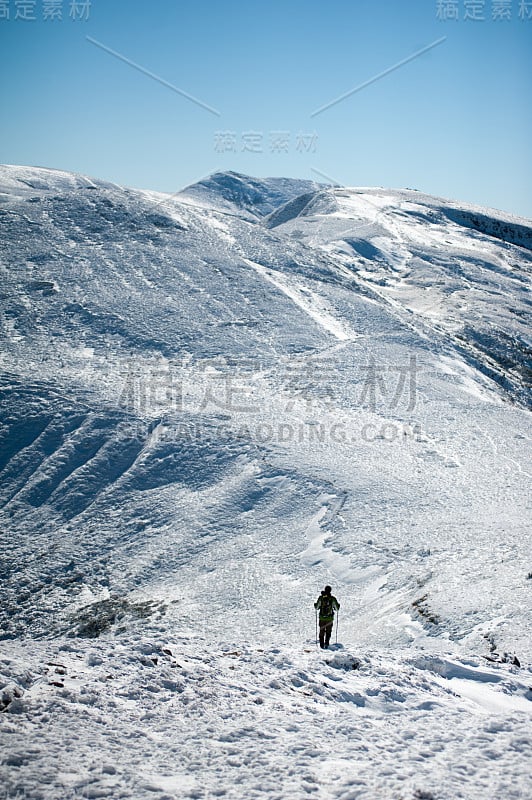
[320,595,334,617]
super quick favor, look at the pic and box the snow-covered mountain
[0,165,530,800]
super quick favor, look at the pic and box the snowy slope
[0,165,531,800]
[266,186,532,407]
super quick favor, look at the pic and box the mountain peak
[178,170,324,219]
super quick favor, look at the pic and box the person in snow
[314,585,340,649]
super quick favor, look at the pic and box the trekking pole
[315,608,318,647]
[335,609,339,644]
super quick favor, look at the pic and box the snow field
[1,637,530,800]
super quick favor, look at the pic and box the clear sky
[1,0,531,217]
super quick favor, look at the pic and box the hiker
[314,585,340,649]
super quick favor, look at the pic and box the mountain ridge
[0,164,530,800]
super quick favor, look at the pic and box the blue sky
[1,0,531,217]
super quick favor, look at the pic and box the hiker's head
[324,585,332,595]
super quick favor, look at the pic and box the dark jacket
[314,593,340,623]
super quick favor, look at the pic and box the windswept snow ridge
[0,165,531,800]
[243,258,356,341]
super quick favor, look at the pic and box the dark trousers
[319,620,333,649]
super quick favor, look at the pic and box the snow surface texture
[0,165,531,799]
